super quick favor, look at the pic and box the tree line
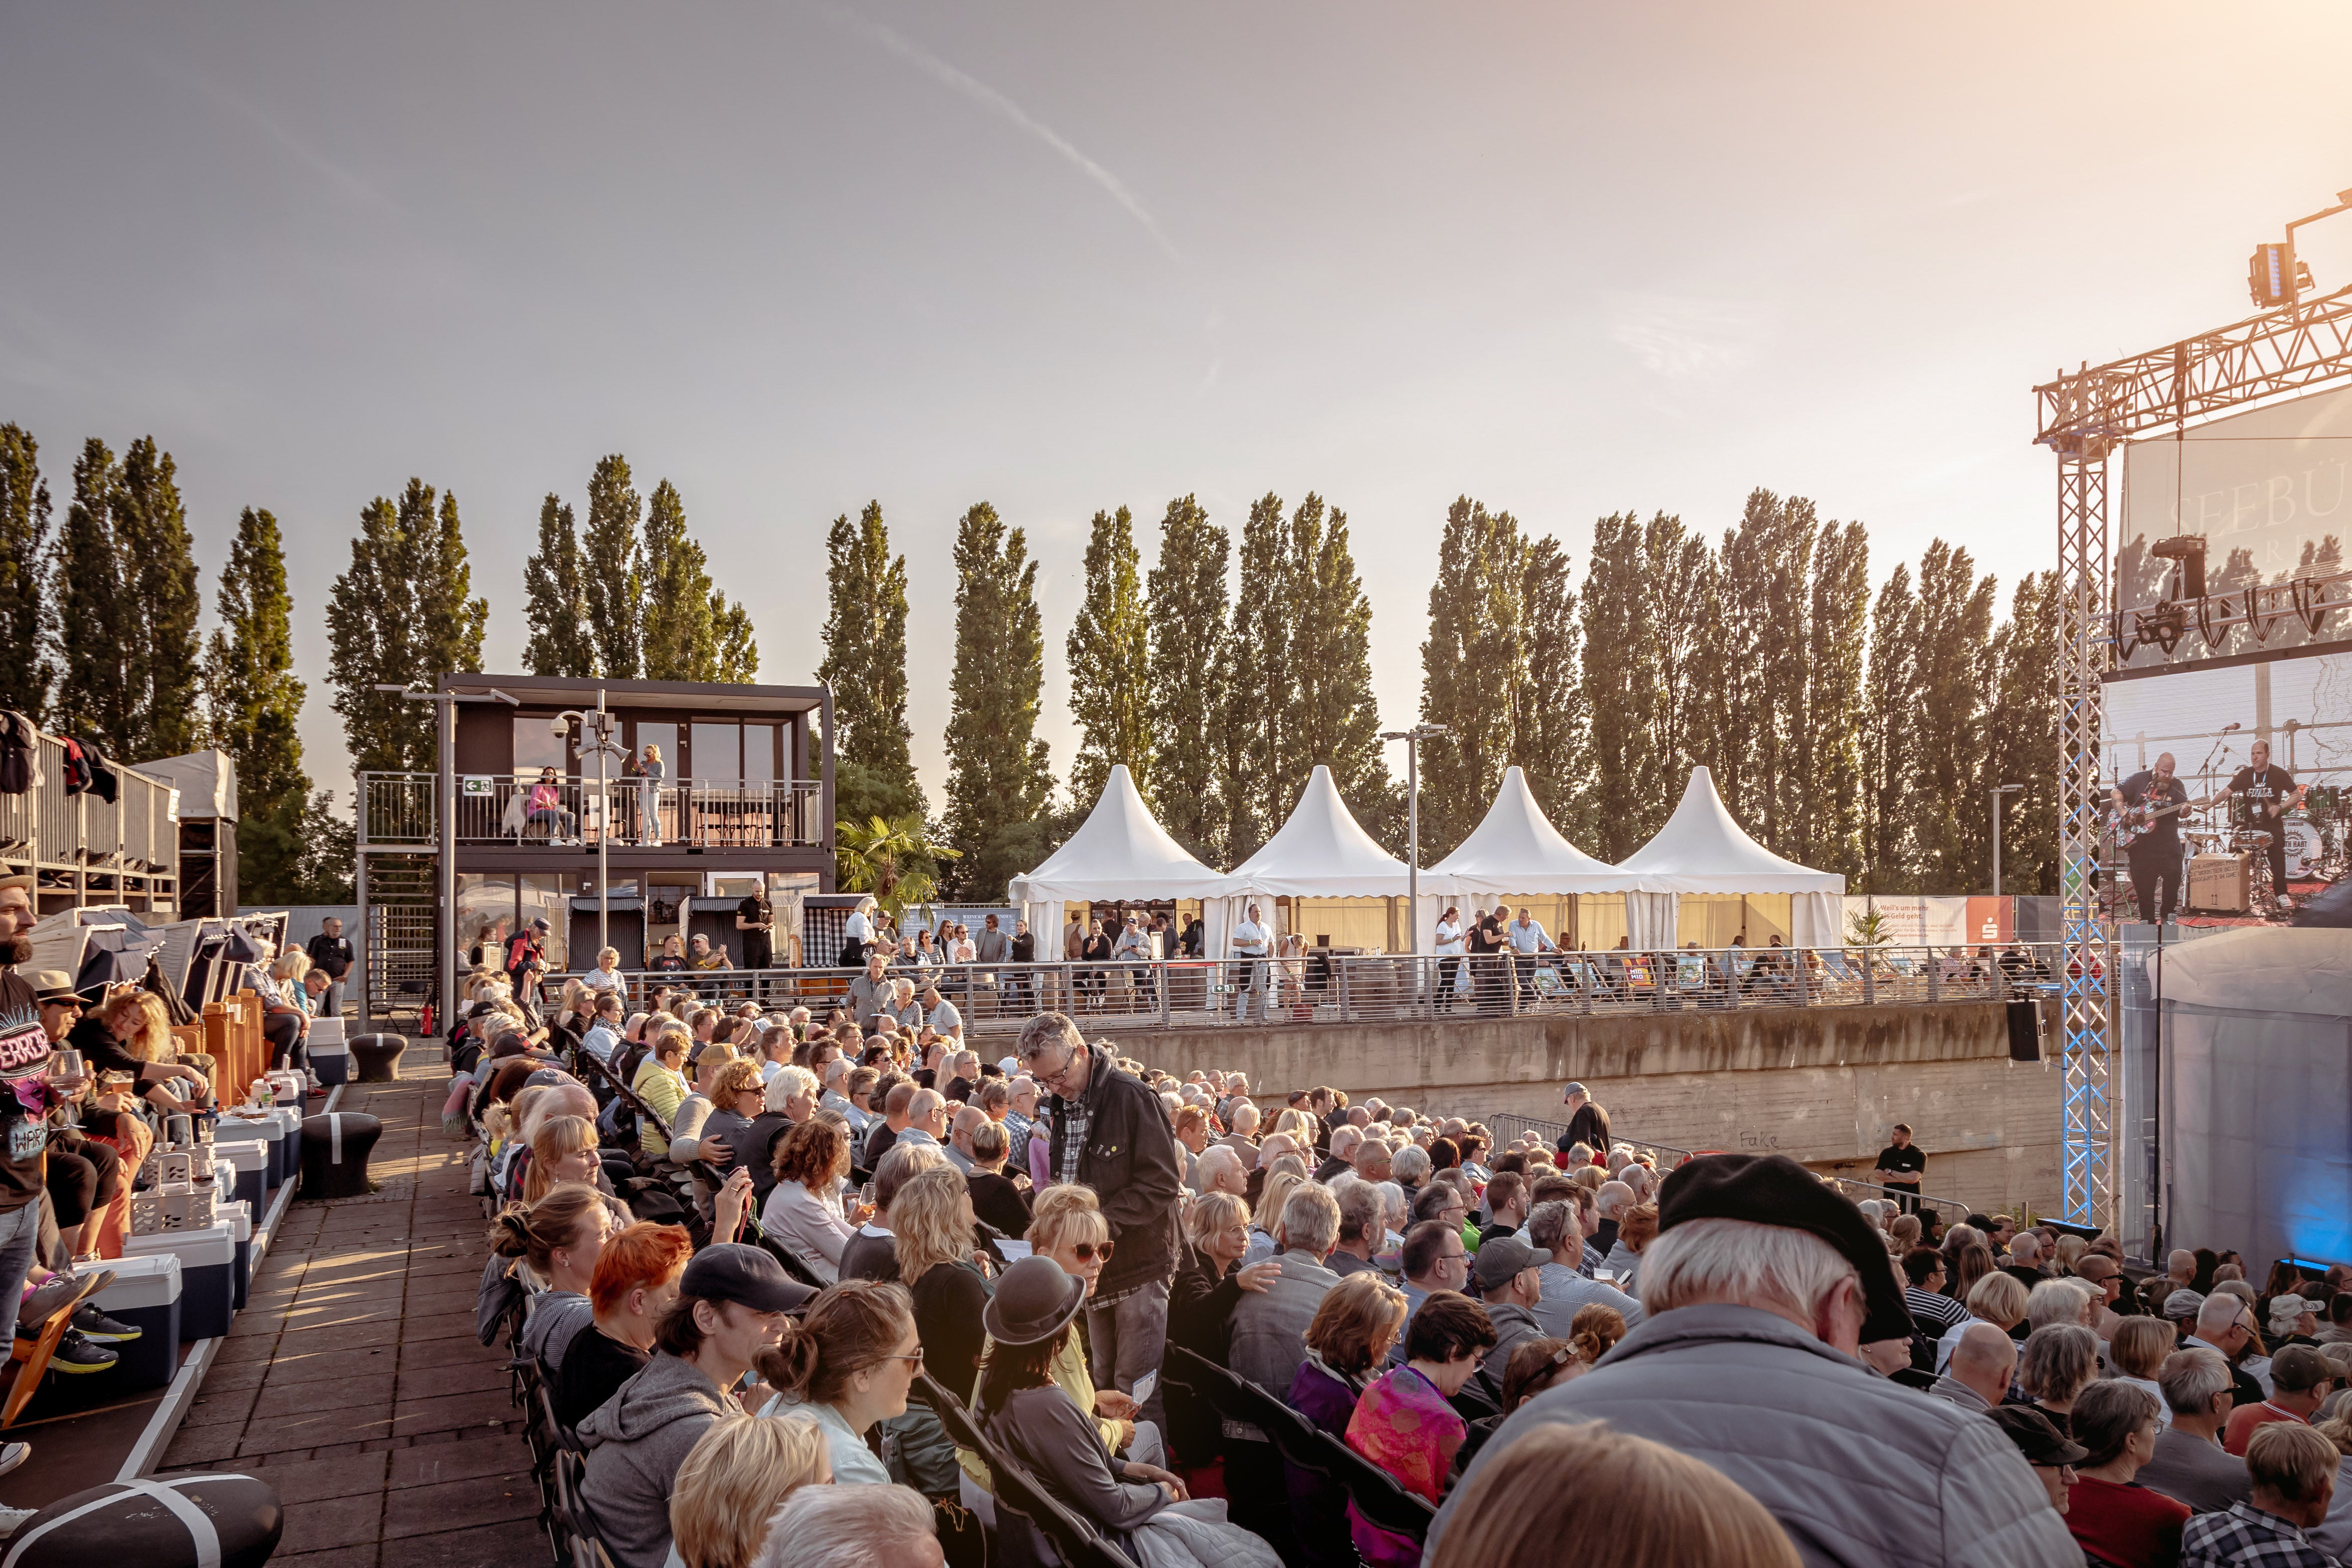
[822,488,2059,902]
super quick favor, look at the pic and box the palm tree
[837,813,960,923]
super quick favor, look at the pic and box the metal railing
[0,730,178,889]
[360,772,824,850]
[529,941,2074,1035]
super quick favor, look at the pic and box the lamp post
[1990,783,2025,897]
[553,690,630,959]
[377,681,517,1036]
[1379,724,1452,955]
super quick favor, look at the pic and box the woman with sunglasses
[757,1279,922,1486]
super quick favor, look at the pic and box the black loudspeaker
[2006,998,2042,1062]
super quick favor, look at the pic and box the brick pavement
[157,1048,543,1567]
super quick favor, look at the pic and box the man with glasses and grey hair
[1015,1012,1182,1433]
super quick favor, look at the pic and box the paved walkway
[157,1049,542,1567]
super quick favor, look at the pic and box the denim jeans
[0,1199,43,1327]
[1085,1278,1170,1434]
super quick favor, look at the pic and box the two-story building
[354,674,833,1023]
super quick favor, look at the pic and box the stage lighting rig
[2249,187,2352,307]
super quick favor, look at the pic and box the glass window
[744,724,777,784]
[514,717,567,776]
[692,722,740,781]
[457,875,517,969]
[520,876,568,972]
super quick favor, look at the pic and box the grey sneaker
[69,1303,140,1343]
[0,1441,26,1479]
[16,1275,80,1331]
[46,1331,117,1374]
[0,1504,35,1538]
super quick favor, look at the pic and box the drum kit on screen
[2177,785,2347,916]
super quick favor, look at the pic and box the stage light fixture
[2151,533,2208,598]
[2249,242,2293,307]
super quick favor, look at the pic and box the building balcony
[358,773,826,852]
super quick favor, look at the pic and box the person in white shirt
[1231,902,1272,1023]
[839,898,876,967]
[1508,907,1554,1000]
[579,994,623,1064]
[579,947,629,1004]
[1433,905,1465,1014]
[920,984,963,1042]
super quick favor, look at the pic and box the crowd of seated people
[456,965,2352,1568]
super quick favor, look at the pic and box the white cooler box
[214,1140,268,1211]
[90,1253,182,1388]
[210,1116,284,1198]
[124,1222,235,1340]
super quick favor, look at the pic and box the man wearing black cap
[1428,1152,2080,1568]
[578,1243,807,1568]
[506,918,549,992]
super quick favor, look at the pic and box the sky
[4,1,2352,811]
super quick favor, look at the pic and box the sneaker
[45,1330,118,1374]
[0,1441,26,1479]
[59,1266,115,1298]
[16,1275,80,1331]
[0,1505,35,1539]
[69,1303,140,1343]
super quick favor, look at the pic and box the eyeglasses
[1068,1241,1116,1263]
[880,1350,925,1366]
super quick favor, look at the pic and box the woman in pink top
[1344,1291,1496,1568]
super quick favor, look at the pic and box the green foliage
[1805,522,1871,879]
[1863,562,1922,889]
[1910,541,1998,892]
[943,502,1053,900]
[1578,512,1656,861]
[640,481,716,680]
[116,438,205,757]
[1846,906,1893,947]
[1517,535,1585,843]
[1223,493,1292,864]
[1713,491,1818,845]
[1988,571,2060,895]
[582,455,642,679]
[324,479,488,774]
[1283,496,1393,833]
[206,508,311,903]
[289,789,357,904]
[522,494,593,677]
[1066,505,1152,809]
[836,813,959,922]
[1419,497,1527,859]
[0,426,53,723]
[818,502,920,814]
[51,440,136,750]
[1145,495,1229,863]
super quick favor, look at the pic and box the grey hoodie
[577,1351,731,1568]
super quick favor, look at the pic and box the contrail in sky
[829,9,1181,263]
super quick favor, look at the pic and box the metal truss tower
[2035,280,2352,1229]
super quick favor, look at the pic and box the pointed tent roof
[1224,764,1448,898]
[1007,764,1228,903]
[1433,766,1633,892]
[1613,766,1844,893]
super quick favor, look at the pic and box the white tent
[1207,765,1453,957]
[1426,765,1634,950]
[1613,766,1844,948]
[1008,764,1228,944]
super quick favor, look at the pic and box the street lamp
[376,681,517,1036]
[1379,724,1452,955]
[1990,783,2026,896]
[553,690,631,960]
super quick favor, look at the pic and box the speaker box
[2006,998,2042,1062]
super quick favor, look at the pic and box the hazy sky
[5,2,2351,809]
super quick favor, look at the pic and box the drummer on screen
[2215,739,2304,910]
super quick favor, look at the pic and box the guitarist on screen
[2215,739,2305,912]
[2113,752,2194,924]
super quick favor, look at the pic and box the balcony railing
[0,731,178,887]
[360,773,824,850]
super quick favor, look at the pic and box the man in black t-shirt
[1873,1122,1927,1216]
[2218,740,2302,910]
[2113,752,2192,924]
[735,887,774,1004]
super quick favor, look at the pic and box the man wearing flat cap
[1428,1152,2080,1568]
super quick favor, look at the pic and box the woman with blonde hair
[893,1165,991,1496]
[1432,1420,1802,1568]
[757,1279,922,1486]
[486,1183,621,1374]
[669,1412,829,1568]
[1245,1155,1309,1266]
[580,946,628,1003]
[524,1115,605,1203]
[86,988,210,1111]
[631,1025,693,1157]
[1937,1271,2032,1372]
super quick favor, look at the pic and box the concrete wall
[1113,1003,2061,1218]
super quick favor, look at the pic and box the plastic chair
[1161,1346,1436,1541]
[915,1371,1140,1568]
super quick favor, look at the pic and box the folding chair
[3,1273,109,1426]
[915,1371,1140,1568]
[1162,1346,1436,1542]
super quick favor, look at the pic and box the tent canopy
[1007,764,1227,906]
[1433,766,1632,893]
[139,749,238,820]
[1226,764,1435,898]
[1615,767,1844,894]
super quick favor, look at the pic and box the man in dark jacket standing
[1557,1080,1610,1158]
[305,917,353,1020]
[1019,1012,1182,1432]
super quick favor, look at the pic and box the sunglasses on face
[1068,1241,1115,1263]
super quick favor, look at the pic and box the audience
[2063,1380,2190,1568]
[667,1412,829,1568]
[2180,1423,2341,1566]
[757,1278,922,1487]
[1346,1291,1495,1567]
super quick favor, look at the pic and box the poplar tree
[1862,563,1922,889]
[115,437,204,757]
[51,440,135,750]
[1223,493,1292,861]
[1419,497,1526,859]
[1639,513,1713,841]
[1714,491,1817,849]
[943,503,1053,898]
[0,425,52,722]
[522,494,593,677]
[325,479,488,773]
[640,479,718,681]
[582,455,642,679]
[1805,521,1871,878]
[1911,541,1999,891]
[207,508,310,902]
[817,502,920,821]
[1066,505,1152,809]
[1285,496,1393,831]
[1988,570,2061,895]
[1578,512,1653,862]
[1516,535,1585,842]
[1145,495,1229,862]
[713,596,760,683]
